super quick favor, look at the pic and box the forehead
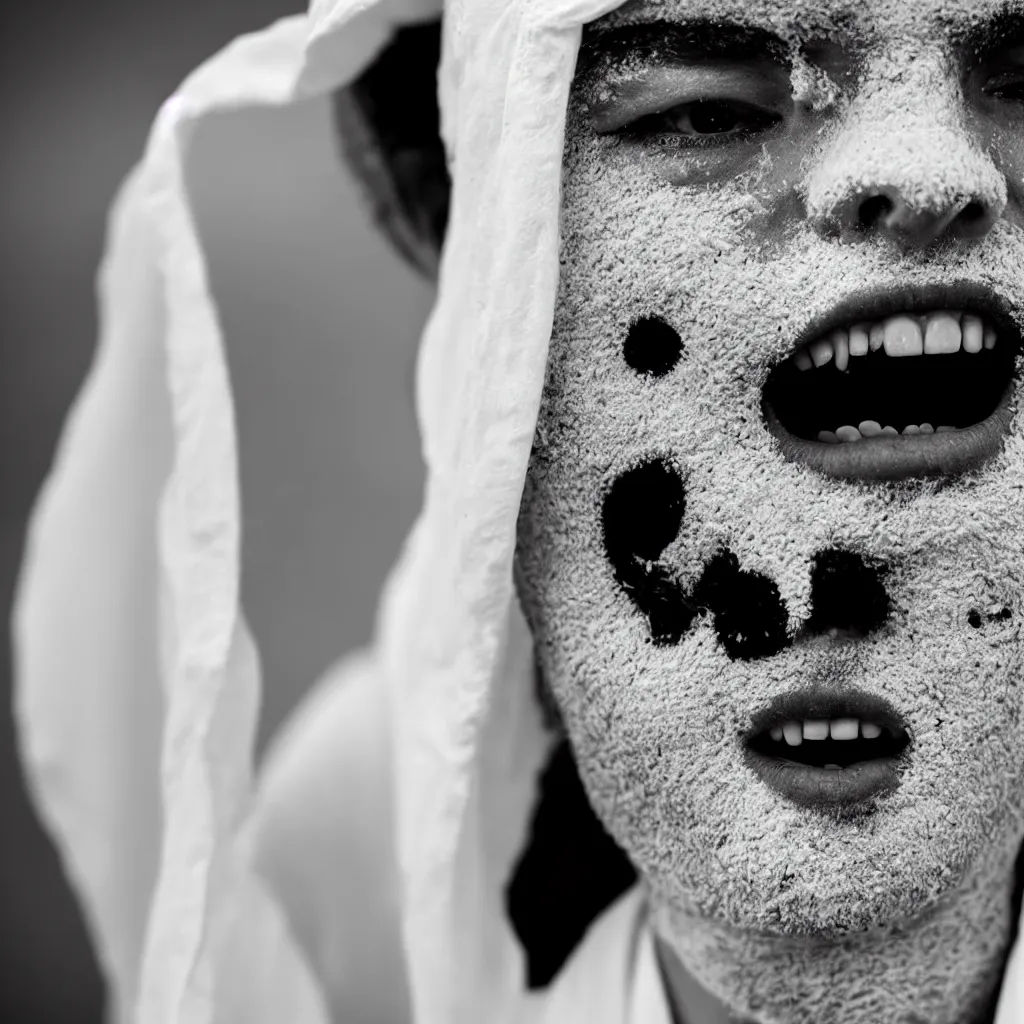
[602,0,1023,46]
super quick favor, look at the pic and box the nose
[805,53,1007,249]
[831,185,1001,247]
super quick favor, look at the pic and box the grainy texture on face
[516,0,1024,1020]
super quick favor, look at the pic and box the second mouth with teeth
[747,717,909,769]
[763,309,1016,444]
[743,692,913,809]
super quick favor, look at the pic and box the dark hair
[332,20,451,278]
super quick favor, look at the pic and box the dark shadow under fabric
[332,21,450,277]
[505,740,638,989]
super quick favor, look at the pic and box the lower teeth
[818,421,958,443]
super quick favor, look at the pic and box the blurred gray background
[1,2,431,1019]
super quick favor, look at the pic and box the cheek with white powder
[515,54,1024,953]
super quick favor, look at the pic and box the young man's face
[517,0,1024,937]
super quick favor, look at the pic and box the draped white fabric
[12,2,1024,1023]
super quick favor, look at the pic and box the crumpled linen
[12,2,1024,1024]
[13,6,437,1024]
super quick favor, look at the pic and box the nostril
[960,200,986,223]
[951,199,997,239]
[857,194,893,232]
[848,192,996,243]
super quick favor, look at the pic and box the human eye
[586,62,790,150]
[971,37,1024,110]
[983,70,1024,103]
[624,96,783,147]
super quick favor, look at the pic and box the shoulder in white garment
[524,884,671,1024]
[251,652,410,1024]
[628,909,674,1024]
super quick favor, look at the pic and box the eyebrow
[959,4,1024,57]
[579,4,1024,78]
[576,20,790,81]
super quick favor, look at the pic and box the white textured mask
[518,1,1024,1020]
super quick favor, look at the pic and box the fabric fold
[13,7,432,1023]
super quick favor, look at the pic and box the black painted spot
[693,550,791,660]
[623,316,683,377]
[969,606,1013,629]
[601,461,791,657]
[602,459,685,562]
[633,566,698,646]
[601,460,697,645]
[506,740,636,989]
[806,548,890,636]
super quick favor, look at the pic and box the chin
[568,647,1023,941]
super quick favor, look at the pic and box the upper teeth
[793,310,996,370]
[769,719,885,745]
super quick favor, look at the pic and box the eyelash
[988,80,1024,102]
[983,69,1024,103]
[618,99,782,148]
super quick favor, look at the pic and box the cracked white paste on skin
[516,1,1024,1022]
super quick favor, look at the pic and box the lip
[784,280,1019,354]
[763,281,1021,481]
[765,381,1016,481]
[742,686,911,811]
[744,685,908,739]
[741,753,904,811]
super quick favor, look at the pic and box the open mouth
[742,687,911,810]
[763,286,1021,480]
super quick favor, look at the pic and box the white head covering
[12,2,1024,1023]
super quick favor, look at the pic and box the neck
[649,841,1020,1024]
